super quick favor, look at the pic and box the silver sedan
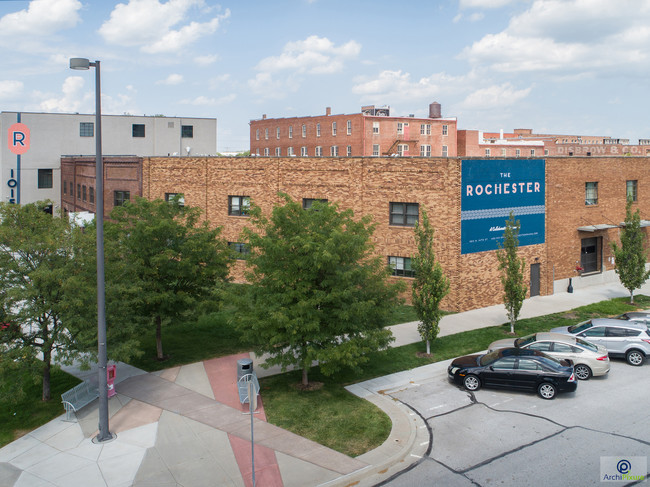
[488,332,610,380]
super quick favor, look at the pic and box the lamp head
[70,58,90,70]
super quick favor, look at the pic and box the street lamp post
[69,58,112,442]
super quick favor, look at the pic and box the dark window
[228,242,250,259]
[63,180,67,195]
[627,180,638,202]
[551,342,573,353]
[89,187,94,204]
[82,185,87,202]
[132,124,145,137]
[390,202,419,226]
[492,357,517,370]
[38,169,53,189]
[302,198,327,210]
[580,327,606,337]
[228,196,250,216]
[165,193,185,207]
[181,125,193,138]
[388,256,415,277]
[585,182,598,205]
[517,359,542,371]
[625,328,642,337]
[80,122,94,137]
[70,183,74,198]
[527,341,551,352]
[77,184,81,198]
[114,191,130,207]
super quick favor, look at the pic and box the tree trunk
[510,318,515,335]
[426,339,431,355]
[42,350,51,402]
[630,290,635,305]
[302,367,308,387]
[156,315,164,360]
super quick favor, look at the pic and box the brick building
[249,103,457,159]
[104,154,648,314]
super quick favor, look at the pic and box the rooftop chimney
[262,114,267,119]
[326,107,331,116]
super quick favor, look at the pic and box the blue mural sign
[461,159,545,254]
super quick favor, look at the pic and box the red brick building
[249,103,457,159]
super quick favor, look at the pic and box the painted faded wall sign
[461,159,545,254]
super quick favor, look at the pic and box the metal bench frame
[237,373,260,405]
[61,381,99,421]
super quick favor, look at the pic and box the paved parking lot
[382,358,650,486]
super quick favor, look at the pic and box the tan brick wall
[141,155,650,313]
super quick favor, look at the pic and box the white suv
[551,318,650,366]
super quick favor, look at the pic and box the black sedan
[447,348,577,399]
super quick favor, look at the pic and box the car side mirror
[489,365,494,371]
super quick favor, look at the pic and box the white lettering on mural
[465,181,541,197]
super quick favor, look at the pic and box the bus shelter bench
[61,381,99,421]
[237,373,260,405]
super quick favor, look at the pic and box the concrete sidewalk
[1,281,646,487]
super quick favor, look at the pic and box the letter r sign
[8,123,30,155]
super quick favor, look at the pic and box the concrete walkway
[0,281,646,487]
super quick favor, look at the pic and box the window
[168,121,174,128]
[492,357,517,370]
[585,182,598,205]
[420,124,431,135]
[545,149,549,156]
[315,146,322,157]
[527,341,552,352]
[530,149,535,156]
[276,127,280,139]
[420,145,431,157]
[228,242,250,259]
[373,122,379,134]
[442,145,448,157]
[80,122,94,137]
[581,327,606,338]
[114,191,130,207]
[265,128,269,140]
[388,256,415,277]
[397,122,403,135]
[317,123,321,137]
[301,146,308,156]
[302,124,307,137]
[442,125,448,136]
[70,183,74,198]
[264,147,269,156]
[82,185,87,202]
[165,193,185,207]
[552,342,574,353]
[77,184,81,197]
[302,198,327,209]
[38,169,53,189]
[502,148,507,157]
[397,144,408,156]
[347,145,352,156]
[372,144,380,156]
[181,125,193,138]
[347,120,352,135]
[275,147,281,156]
[256,129,260,140]
[132,124,145,137]
[288,147,294,156]
[330,145,339,156]
[390,202,419,226]
[485,149,491,157]
[63,180,67,195]
[228,196,250,216]
[288,126,293,139]
[517,359,542,371]
[627,180,638,202]
[332,122,337,136]
[89,186,94,204]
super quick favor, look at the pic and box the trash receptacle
[237,358,253,381]
[107,364,117,398]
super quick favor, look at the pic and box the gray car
[614,311,650,325]
[551,318,650,366]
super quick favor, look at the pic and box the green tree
[0,202,90,401]
[411,209,449,355]
[496,212,527,334]
[236,194,403,386]
[106,196,231,360]
[611,198,650,304]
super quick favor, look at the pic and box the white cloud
[99,0,230,54]
[460,0,523,8]
[0,0,81,39]
[180,93,236,105]
[461,0,650,76]
[255,36,361,75]
[352,70,470,102]
[156,73,184,85]
[460,82,532,110]
[0,81,24,99]
[37,76,90,112]
[194,54,219,65]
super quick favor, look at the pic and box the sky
[1,0,649,152]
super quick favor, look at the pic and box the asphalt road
[381,358,650,487]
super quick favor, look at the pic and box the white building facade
[1,112,217,209]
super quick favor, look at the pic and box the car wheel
[574,364,592,380]
[626,349,645,366]
[463,374,481,391]
[538,382,556,400]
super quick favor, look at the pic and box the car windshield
[575,337,598,352]
[568,321,593,333]
[479,350,501,366]
[515,334,536,347]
